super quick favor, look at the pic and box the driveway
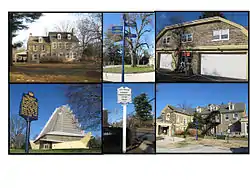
[103,72,155,82]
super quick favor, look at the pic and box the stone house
[27,30,80,63]
[156,16,248,80]
[156,102,248,137]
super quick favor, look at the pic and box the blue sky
[103,13,155,55]
[10,84,101,139]
[103,83,155,123]
[156,83,248,117]
[156,11,249,34]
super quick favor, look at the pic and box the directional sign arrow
[125,22,136,27]
[125,33,137,38]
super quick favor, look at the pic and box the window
[66,53,70,58]
[52,43,57,49]
[225,114,229,121]
[183,119,186,125]
[233,113,238,120]
[181,34,193,43]
[33,45,37,51]
[212,29,229,41]
[166,37,170,43]
[166,113,170,120]
[32,54,38,60]
[58,43,62,49]
[163,38,166,44]
[67,34,71,40]
[39,37,43,43]
[57,34,61,40]
[229,104,234,110]
[42,45,45,51]
[72,52,77,59]
[52,53,57,57]
[59,53,64,57]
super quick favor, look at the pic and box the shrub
[175,130,184,135]
[88,137,101,149]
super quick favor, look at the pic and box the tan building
[156,105,193,136]
[27,30,80,63]
[156,16,248,80]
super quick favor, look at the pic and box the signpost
[117,87,132,153]
[19,92,38,153]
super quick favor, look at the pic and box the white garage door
[159,54,174,70]
[201,53,247,79]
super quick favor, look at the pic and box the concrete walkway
[103,72,155,82]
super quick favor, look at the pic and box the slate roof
[28,32,79,44]
[162,102,245,116]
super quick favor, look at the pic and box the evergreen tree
[133,93,153,121]
[10,13,43,38]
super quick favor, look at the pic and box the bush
[88,137,101,149]
[175,130,184,135]
[187,128,202,137]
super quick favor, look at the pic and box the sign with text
[117,87,132,104]
[112,26,123,34]
[125,22,137,27]
[19,92,38,121]
[125,33,137,38]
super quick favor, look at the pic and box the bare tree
[54,20,74,32]
[10,115,26,149]
[64,84,101,131]
[123,13,154,67]
[177,101,192,110]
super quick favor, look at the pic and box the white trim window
[58,42,62,49]
[57,34,61,40]
[39,37,43,43]
[212,29,229,41]
[229,103,234,110]
[225,114,229,121]
[66,53,70,58]
[163,37,170,44]
[67,34,71,40]
[166,113,170,120]
[233,113,238,120]
[52,43,57,49]
[33,45,37,51]
[32,54,38,60]
[181,33,193,43]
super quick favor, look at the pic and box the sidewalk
[103,72,155,82]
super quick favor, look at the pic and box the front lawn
[10,62,101,82]
[103,65,154,73]
[9,148,101,154]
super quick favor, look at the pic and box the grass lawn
[103,65,154,73]
[10,62,101,82]
[9,148,101,154]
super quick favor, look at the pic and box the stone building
[27,30,80,63]
[156,16,248,80]
[157,102,248,137]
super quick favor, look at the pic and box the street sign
[112,26,123,34]
[125,33,137,38]
[19,92,38,121]
[117,87,132,104]
[125,22,137,27]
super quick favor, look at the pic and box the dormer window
[229,103,234,110]
[67,34,71,40]
[39,37,43,43]
[57,34,61,40]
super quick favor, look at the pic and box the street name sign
[125,33,137,38]
[112,26,123,34]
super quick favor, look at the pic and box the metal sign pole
[25,118,31,153]
[122,104,127,153]
[121,16,125,82]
